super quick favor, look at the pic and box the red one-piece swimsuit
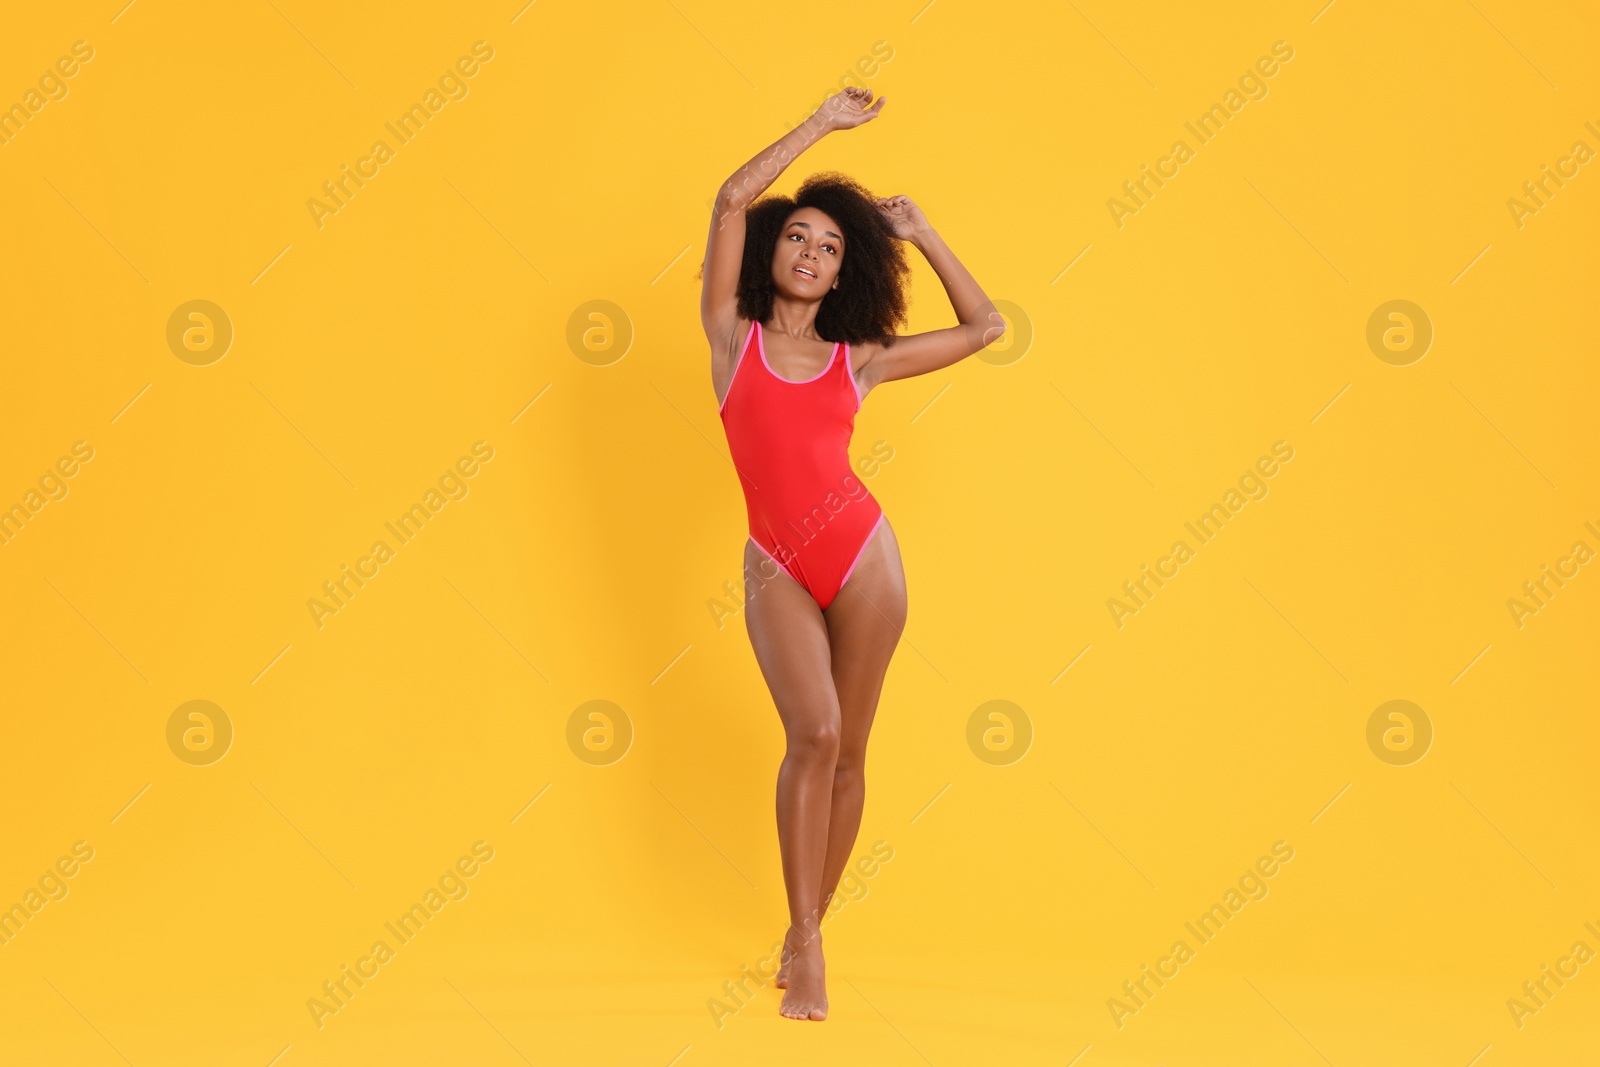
[718,319,885,610]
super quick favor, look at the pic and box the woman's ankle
[786,918,824,947]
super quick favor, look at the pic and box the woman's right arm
[700,86,887,361]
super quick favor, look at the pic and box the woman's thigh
[743,540,840,737]
[823,518,907,759]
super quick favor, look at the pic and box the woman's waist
[741,471,879,526]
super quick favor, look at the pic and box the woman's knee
[831,756,865,789]
[787,718,841,763]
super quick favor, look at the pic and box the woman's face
[770,207,844,299]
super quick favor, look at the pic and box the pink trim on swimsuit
[846,343,863,411]
[757,320,839,384]
[838,511,886,591]
[748,535,801,585]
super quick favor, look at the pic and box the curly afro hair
[703,171,911,348]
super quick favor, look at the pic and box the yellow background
[1,0,1596,1063]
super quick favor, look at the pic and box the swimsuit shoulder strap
[719,318,759,414]
[840,338,862,408]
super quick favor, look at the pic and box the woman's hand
[876,195,930,241]
[816,86,886,131]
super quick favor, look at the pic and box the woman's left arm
[857,196,1006,390]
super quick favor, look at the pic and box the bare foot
[778,932,827,1021]
[775,926,798,988]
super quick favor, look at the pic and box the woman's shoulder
[846,333,894,370]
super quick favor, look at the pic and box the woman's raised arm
[700,86,887,360]
[854,196,1006,392]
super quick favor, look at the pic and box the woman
[698,85,1006,1021]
